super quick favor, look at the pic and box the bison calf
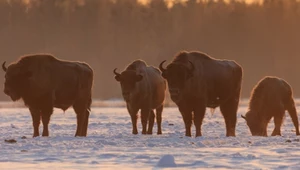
[242,76,300,136]
[114,60,166,135]
[2,54,93,137]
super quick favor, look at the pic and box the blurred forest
[0,0,300,101]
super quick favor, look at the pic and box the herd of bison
[2,51,299,138]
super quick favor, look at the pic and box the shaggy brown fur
[159,51,243,137]
[2,54,93,137]
[114,60,166,135]
[242,76,300,136]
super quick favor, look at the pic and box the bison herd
[2,51,299,138]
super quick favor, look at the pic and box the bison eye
[135,75,143,82]
[162,72,167,79]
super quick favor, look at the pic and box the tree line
[0,0,300,100]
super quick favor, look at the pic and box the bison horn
[2,61,7,72]
[188,61,195,73]
[159,60,166,72]
[241,115,246,120]
[113,68,121,76]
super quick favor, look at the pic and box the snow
[1,101,300,169]
[156,155,177,167]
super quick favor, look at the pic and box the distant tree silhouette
[0,0,300,100]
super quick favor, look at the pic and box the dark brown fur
[114,60,166,135]
[159,51,243,137]
[242,76,300,136]
[2,54,93,137]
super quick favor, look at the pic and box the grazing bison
[2,54,93,137]
[114,60,166,135]
[242,76,300,136]
[159,51,242,137]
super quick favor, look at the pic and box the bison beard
[159,51,243,137]
[114,60,166,135]
[242,76,300,136]
[2,54,93,137]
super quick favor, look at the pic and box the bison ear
[115,75,121,82]
[161,71,167,79]
[135,75,143,82]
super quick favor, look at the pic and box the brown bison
[242,76,300,136]
[114,60,166,135]
[159,51,242,137]
[2,54,93,137]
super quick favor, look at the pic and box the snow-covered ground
[1,101,300,169]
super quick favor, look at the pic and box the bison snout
[4,88,10,96]
[122,92,130,96]
[169,88,180,102]
[122,92,130,101]
[169,88,180,96]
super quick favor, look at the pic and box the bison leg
[127,104,139,135]
[178,104,192,137]
[194,103,206,137]
[147,110,155,134]
[178,108,192,137]
[73,98,91,137]
[286,99,300,135]
[41,108,53,137]
[130,113,138,135]
[74,107,90,137]
[29,108,41,137]
[156,105,163,135]
[141,108,150,135]
[220,97,239,137]
[271,113,284,136]
[183,112,192,137]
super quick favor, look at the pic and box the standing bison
[242,76,300,136]
[2,54,93,137]
[159,51,242,137]
[114,60,166,135]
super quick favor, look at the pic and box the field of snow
[1,100,300,169]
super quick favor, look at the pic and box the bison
[2,54,93,137]
[159,51,243,137]
[114,60,166,135]
[241,76,300,136]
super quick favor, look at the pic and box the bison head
[242,112,266,136]
[2,61,32,101]
[159,60,194,103]
[113,68,143,102]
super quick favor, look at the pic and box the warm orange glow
[138,0,265,6]
[137,0,151,6]
[15,0,300,8]
[223,0,263,5]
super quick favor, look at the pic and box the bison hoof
[147,131,153,135]
[157,131,162,135]
[226,132,236,137]
[132,131,138,135]
[142,131,147,135]
[185,133,192,137]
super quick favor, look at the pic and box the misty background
[0,0,299,102]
